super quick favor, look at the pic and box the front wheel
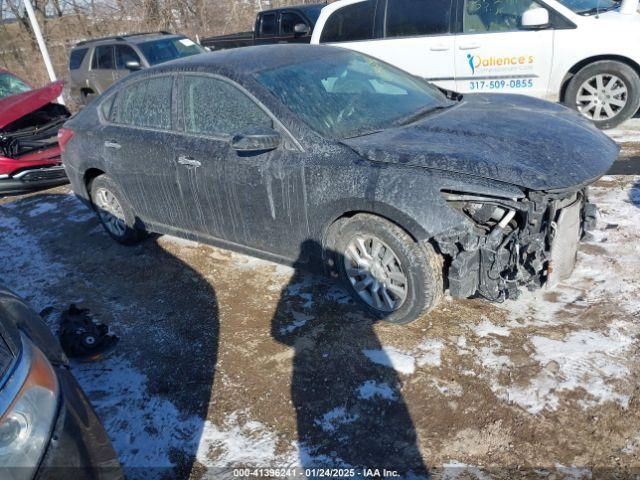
[564,60,640,130]
[332,214,443,325]
[90,175,145,245]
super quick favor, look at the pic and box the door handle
[104,141,121,150]
[458,43,480,50]
[177,155,201,167]
[430,44,450,51]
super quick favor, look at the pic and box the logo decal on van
[467,54,535,75]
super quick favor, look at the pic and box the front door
[454,0,554,97]
[88,45,116,95]
[174,74,308,258]
[113,44,143,83]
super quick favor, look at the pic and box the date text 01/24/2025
[469,78,535,90]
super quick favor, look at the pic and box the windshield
[138,37,206,66]
[0,73,31,100]
[256,51,454,139]
[556,0,619,14]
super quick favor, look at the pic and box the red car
[0,70,70,195]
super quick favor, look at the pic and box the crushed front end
[434,187,598,302]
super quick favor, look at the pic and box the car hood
[341,94,619,191]
[0,80,63,131]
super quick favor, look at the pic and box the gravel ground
[0,138,639,479]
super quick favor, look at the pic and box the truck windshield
[138,37,205,66]
[0,73,31,99]
[556,0,619,14]
[256,51,454,139]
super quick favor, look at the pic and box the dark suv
[68,32,205,106]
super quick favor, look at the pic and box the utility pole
[22,0,65,104]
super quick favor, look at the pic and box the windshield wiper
[577,3,619,15]
[395,104,452,126]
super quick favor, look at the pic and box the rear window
[320,1,376,43]
[117,76,173,130]
[386,0,453,37]
[69,48,88,70]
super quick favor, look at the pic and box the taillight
[57,127,74,153]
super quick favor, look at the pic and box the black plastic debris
[59,304,118,360]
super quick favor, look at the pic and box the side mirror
[231,127,281,152]
[204,46,212,52]
[125,60,141,71]
[293,23,310,35]
[521,7,550,29]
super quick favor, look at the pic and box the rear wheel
[332,214,443,325]
[565,60,640,130]
[90,175,145,245]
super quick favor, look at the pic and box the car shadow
[271,239,429,478]
[0,192,219,479]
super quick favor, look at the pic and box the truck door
[454,0,553,97]
[317,0,457,92]
[255,12,278,46]
[279,10,313,44]
[88,45,116,95]
[113,44,143,83]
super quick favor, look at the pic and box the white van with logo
[311,0,640,128]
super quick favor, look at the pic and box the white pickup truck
[311,0,640,128]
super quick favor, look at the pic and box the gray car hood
[341,94,619,191]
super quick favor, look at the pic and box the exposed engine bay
[434,188,598,302]
[0,103,70,158]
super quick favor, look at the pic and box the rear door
[318,0,457,91]
[100,75,188,228]
[88,45,116,94]
[174,74,308,257]
[453,0,553,97]
[255,12,278,45]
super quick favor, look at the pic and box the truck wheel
[90,175,145,245]
[332,214,443,325]
[565,60,640,130]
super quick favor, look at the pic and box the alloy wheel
[576,74,628,121]
[94,187,126,237]
[343,235,408,312]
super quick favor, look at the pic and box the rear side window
[69,48,88,70]
[92,45,115,70]
[182,76,271,137]
[118,76,173,130]
[260,13,277,36]
[386,0,453,37]
[320,1,376,43]
[100,94,117,121]
[281,12,306,35]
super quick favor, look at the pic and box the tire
[331,214,443,325]
[90,175,145,245]
[564,60,640,130]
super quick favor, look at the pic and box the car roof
[151,44,348,76]
[73,32,184,48]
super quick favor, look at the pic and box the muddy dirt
[0,176,639,480]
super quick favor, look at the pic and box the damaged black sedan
[61,45,618,324]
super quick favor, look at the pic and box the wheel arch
[83,168,105,199]
[559,55,640,103]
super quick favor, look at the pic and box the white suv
[311,0,640,128]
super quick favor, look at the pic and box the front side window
[281,12,306,35]
[0,73,31,99]
[92,45,115,70]
[115,45,141,70]
[386,0,453,37]
[69,48,88,70]
[256,50,453,139]
[137,37,205,66]
[260,13,277,36]
[320,0,376,43]
[182,76,272,137]
[118,76,173,130]
[463,0,544,32]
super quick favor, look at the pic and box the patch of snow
[314,407,359,432]
[280,310,314,334]
[356,380,397,401]
[362,347,416,375]
[414,339,445,367]
[555,464,592,479]
[472,317,510,338]
[442,461,491,480]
